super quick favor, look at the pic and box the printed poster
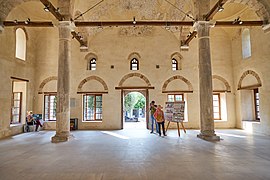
[165,101,185,122]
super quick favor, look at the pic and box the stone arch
[85,52,98,60]
[14,27,29,40]
[162,75,193,92]
[38,76,57,93]
[128,52,141,61]
[227,0,270,22]
[77,76,108,92]
[238,70,262,90]
[118,73,151,87]
[212,75,231,92]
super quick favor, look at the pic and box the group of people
[26,111,43,132]
[150,101,166,136]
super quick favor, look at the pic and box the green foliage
[124,92,145,111]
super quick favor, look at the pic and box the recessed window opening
[130,58,139,70]
[89,58,96,70]
[15,28,26,60]
[213,94,221,120]
[11,92,22,124]
[254,88,260,120]
[83,94,102,121]
[44,94,57,121]
[242,28,251,59]
[172,58,178,71]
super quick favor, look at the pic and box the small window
[15,28,26,60]
[44,94,57,121]
[89,58,96,70]
[254,88,260,120]
[167,94,184,102]
[11,92,22,124]
[130,58,139,70]
[213,94,221,120]
[172,58,178,71]
[242,28,251,59]
[83,94,102,121]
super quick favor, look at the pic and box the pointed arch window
[89,58,96,70]
[242,28,251,59]
[130,58,139,70]
[172,58,178,71]
[15,28,26,60]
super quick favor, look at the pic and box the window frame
[172,58,178,71]
[83,94,103,121]
[167,94,184,102]
[253,88,260,121]
[130,58,139,71]
[213,93,221,120]
[11,92,22,124]
[44,94,57,121]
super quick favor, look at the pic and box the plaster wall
[232,26,270,135]
[31,25,236,131]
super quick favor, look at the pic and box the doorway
[121,90,149,129]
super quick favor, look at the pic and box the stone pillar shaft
[196,21,220,141]
[51,21,72,143]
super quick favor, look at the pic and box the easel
[165,121,186,137]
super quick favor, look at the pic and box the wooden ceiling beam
[71,31,87,47]
[3,20,263,27]
[40,0,63,21]
[183,31,197,46]
[205,0,228,21]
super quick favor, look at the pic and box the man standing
[150,101,159,134]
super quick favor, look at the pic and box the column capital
[55,21,76,31]
[193,20,216,31]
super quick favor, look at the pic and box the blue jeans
[150,114,159,133]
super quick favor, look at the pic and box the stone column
[51,21,72,143]
[195,21,220,141]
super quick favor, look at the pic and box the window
[172,58,178,71]
[11,92,22,124]
[167,94,184,102]
[254,88,260,120]
[16,28,26,60]
[242,28,251,59]
[213,94,221,120]
[89,58,96,70]
[83,94,102,121]
[44,94,57,121]
[130,58,139,70]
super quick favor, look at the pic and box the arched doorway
[123,91,146,129]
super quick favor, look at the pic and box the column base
[197,132,220,141]
[51,133,74,143]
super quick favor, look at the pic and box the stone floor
[0,127,270,180]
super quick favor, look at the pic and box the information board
[165,101,185,122]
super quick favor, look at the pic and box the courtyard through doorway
[123,91,147,129]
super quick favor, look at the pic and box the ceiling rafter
[181,0,229,48]
[40,0,87,48]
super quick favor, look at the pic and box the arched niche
[171,52,183,70]
[212,75,231,92]
[77,76,108,94]
[38,76,57,94]
[238,70,262,90]
[162,75,193,93]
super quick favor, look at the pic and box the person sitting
[34,115,43,132]
[25,111,34,132]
